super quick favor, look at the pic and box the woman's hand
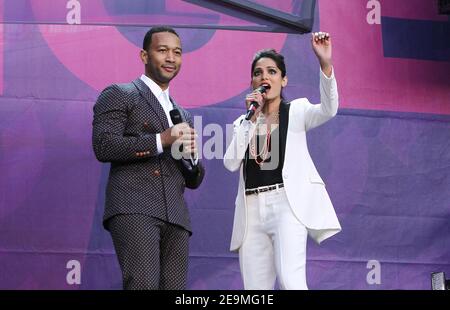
[245,89,266,123]
[311,31,332,77]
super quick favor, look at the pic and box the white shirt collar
[140,74,170,102]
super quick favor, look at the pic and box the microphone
[245,85,270,121]
[169,108,183,126]
[169,109,196,166]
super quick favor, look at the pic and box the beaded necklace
[249,112,279,167]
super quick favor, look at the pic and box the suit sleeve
[223,115,257,172]
[304,67,339,131]
[92,84,159,163]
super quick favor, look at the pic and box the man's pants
[107,214,189,290]
[239,188,308,290]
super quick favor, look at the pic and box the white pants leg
[239,192,276,289]
[239,188,308,290]
[272,189,308,290]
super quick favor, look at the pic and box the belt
[245,183,284,196]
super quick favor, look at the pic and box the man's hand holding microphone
[160,110,198,163]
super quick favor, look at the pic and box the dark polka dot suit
[92,78,204,290]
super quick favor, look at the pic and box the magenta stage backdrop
[0,0,449,289]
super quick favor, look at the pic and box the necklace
[249,112,279,167]
[249,128,271,166]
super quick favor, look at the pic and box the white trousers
[239,188,308,290]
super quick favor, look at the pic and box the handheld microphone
[169,109,196,166]
[169,108,183,125]
[245,85,270,121]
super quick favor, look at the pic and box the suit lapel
[132,78,170,130]
[279,100,290,170]
[169,96,186,122]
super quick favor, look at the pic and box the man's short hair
[142,26,180,51]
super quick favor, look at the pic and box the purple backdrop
[0,0,449,289]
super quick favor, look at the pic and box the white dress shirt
[139,74,198,165]
[140,74,173,154]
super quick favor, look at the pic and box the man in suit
[92,26,204,290]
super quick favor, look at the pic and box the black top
[245,125,283,189]
[242,100,290,189]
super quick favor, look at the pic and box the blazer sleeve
[177,159,205,189]
[223,115,257,172]
[304,67,339,131]
[92,84,159,163]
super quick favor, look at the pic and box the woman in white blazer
[223,32,341,290]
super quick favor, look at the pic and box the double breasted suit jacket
[92,78,204,233]
[224,69,341,252]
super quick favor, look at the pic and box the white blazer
[224,69,341,252]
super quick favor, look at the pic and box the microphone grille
[259,85,271,93]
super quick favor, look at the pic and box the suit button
[143,122,149,128]
[153,170,161,176]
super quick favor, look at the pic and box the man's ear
[282,76,288,88]
[140,49,148,65]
